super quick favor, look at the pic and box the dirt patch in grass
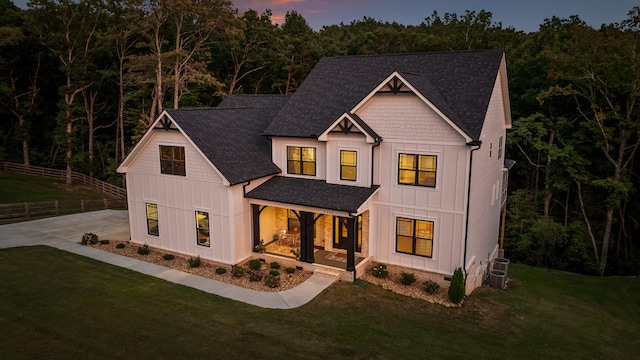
[89,240,312,292]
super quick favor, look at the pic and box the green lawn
[0,173,112,203]
[1,246,638,359]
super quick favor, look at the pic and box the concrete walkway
[0,210,337,309]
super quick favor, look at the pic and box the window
[398,153,436,187]
[195,211,210,247]
[498,136,503,160]
[146,203,159,236]
[287,146,316,176]
[340,150,357,181]
[159,145,186,176]
[396,217,434,258]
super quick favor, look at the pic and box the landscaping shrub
[99,239,109,245]
[249,269,263,281]
[423,280,440,294]
[248,259,261,270]
[188,256,201,268]
[400,272,417,285]
[448,267,465,304]
[115,243,125,249]
[81,232,99,245]
[264,274,280,288]
[163,254,175,260]
[215,267,227,275]
[137,244,150,255]
[269,269,280,276]
[371,264,389,278]
[270,262,281,269]
[231,265,244,278]
[285,267,296,274]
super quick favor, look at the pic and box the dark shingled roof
[263,49,504,140]
[165,95,290,185]
[245,176,379,214]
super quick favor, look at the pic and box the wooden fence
[0,199,128,224]
[1,162,126,199]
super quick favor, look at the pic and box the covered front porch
[245,176,379,273]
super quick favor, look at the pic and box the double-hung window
[340,150,357,181]
[398,153,437,187]
[195,211,210,247]
[146,203,159,236]
[396,217,434,258]
[159,145,186,176]
[287,146,316,176]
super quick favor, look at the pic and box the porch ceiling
[245,176,379,214]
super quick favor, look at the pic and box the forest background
[1,0,639,277]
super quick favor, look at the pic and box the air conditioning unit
[489,269,506,289]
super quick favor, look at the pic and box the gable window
[396,217,433,258]
[195,211,210,247]
[398,153,436,187]
[287,146,316,176]
[146,203,159,236]
[160,145,186,176]
[340,150,357,181]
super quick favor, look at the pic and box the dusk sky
[11,0,639,33]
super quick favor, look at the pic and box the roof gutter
[463,140,482,283]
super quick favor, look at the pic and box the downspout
[463,140,482,283]
[370,138,382,186]
[242,180,251,196]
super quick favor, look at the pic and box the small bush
[163,254,175,260]
[285,267,296,274]
[248,259,262,270]
[137,244,150,255]
[448,268,466,304]
[81,232,99,245]
[99,239,110,245]
[115,243,126,249]
[231,265,244,278]
[215,267,227,275]
[249,269,263,282]
[270,262,281,269]
[269,269,280,276]
[188,256,201,268]
[264,274,280,288]
[400,272,417,285]
[371,264,389,278]
[423,280,440,294]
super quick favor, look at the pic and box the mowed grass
[1,246,638,360]
[0,173,112,203]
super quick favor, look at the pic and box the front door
[333,216,362,252]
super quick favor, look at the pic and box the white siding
[325,134,372,187]
[271,138,326,180]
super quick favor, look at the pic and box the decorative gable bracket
[318,112,381,144]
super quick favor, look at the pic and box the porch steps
[313,266,343,278]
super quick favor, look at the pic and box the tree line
[1,0,638,276]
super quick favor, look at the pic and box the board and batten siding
[355,92,470,276]
[124,129,238,264]
[464,71,509,288]
[325,134,372,188]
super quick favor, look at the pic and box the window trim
[339,149,357,181]
[145,203,159,236]
[498,136,504,160]
[159,145,186,176]
[287,146,316,176]
[397,153,437,188]
[195,210,210,247]
[395,217,434,258]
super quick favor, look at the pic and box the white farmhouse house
[117,49,513,294]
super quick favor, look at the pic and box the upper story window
[396,217,433,258]
[159,145,186,176]
[195,211,210,247]
[287,146,316,176]
[340,150,357,181]
[398,153,436,187]
[498,136,504,160]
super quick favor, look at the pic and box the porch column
[299,211,315,263]
[346,217,356,271]
[252,204,261,251]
